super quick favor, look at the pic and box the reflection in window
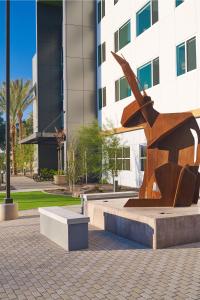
[98,87,106,110]
[98,42,106,66]
[176,0,184,7]
[109,147,131,171]
[176,37,196,76]
[115,76,131,101]
[136,0,158,36]
[137,58,160,90]
[139,144,147,172]
[114,20,131,52]
[98,0,105,23]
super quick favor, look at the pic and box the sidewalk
[0,176,64,193]
[0,207,199,299]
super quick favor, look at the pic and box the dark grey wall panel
[38,144,58,170]
[37,2,63,132]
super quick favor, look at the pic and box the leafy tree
[67,120,122,188]
[75,121,105,183]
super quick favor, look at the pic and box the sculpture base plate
[0,203,18,221]
[87,198,200,249]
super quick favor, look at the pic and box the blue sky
[0,0,36,117]
[0,0,36,83]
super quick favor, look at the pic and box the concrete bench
[39,207,90,251]
[81,191,138,215]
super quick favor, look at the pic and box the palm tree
[13,79,35,140]
[0,80,35,175]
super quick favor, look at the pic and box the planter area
[53,175,67,185]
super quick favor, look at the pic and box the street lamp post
[5,0,12,204]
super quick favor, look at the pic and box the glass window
[176,0,184,7]
[109,146,130,171]
[115,76,131,101]
[187,37,196,72]
[136,1,158,37]
[139,144,147,172]
[115,80,119,102]
[137,58,159,90]
[153,57,160,86]
[98,88,102,110]
[137,62,152,90]
[98,42,106,66]
[123,147,130,170]
[114,20,131,52]
[136,2,151,36]
[98,87,106,110]
[98,1,101,23]
[98,0,105,23]
[152,0,159,24]
[176,37,196,76]
[102,87,106,107]
[176,43,185,76]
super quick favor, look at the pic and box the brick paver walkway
[0,209,200,300]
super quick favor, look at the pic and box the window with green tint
[98,88,102,110]
[137,58,159,90]
[120,77,131,99]
[114,20,130,52]
[115,77,131,101]
[98,87,106,110]
[187,37,196,72]
[139,144,147,172]
[176,43,185,76]
[176,0,184,7]
[98,0,105,23]
[136,1,158,37]
[98,42,106,66]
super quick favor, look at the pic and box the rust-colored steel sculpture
[112,51,200,207]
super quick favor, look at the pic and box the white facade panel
[97,0,200,187]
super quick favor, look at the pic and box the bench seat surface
[39,207,89,224]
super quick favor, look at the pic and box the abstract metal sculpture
[112,51,200,207]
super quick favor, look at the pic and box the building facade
[97,0,200,187]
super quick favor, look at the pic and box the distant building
[21,0,96,172]
[22,0,200,189]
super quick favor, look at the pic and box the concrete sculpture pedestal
[87,199,200,249]
[0,203,18,221]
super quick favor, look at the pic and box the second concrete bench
[39,206,90,251]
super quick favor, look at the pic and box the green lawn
[0,191,80,210]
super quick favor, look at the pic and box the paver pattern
[0,208,200,300]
